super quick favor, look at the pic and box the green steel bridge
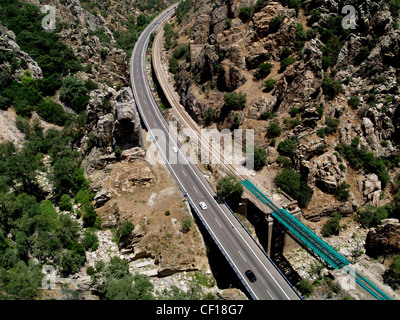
[241,179,392,300]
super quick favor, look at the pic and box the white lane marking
[130,10,264,300]
[193,186,199,195]
[215,218,223,228]
[266,290,275,300]
[133,46,262,298]
[238,250,247,262]
[182,170,187,177]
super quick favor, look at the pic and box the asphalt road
[129,5,301,301]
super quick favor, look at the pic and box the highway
[129,5,301,300]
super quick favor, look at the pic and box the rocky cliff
[164,0,400,219]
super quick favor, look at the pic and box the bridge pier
[236,196,301,257]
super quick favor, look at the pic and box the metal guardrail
[129,12,260,300]
[216,193,303,300]
[185,196,257,300]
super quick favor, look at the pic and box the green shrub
[254,63,273,79]
[217,174,243,198]
[269,14,283,33]
[280,56,296,70]
[239,6,253,22]
[274,167,312,208]
[181,218,192,233]
[223,92,247,110]
[169,57,179,74]
[322,75,342,99]
[59,194,73,211]
[253,146,267,170]
[281,47,292,60]
[264,78,277,92]
[322,212,342,237]
[375,76,387,84]
[333,182,351,201]
[356,205,388,228]
[335,139,390,188]
[354,47,370,65]
[59,76,90,114]
[349,96,360,108]
[277,137,297,157]
[276,155,292,167]
[324,117,340,135]
[298,278,314,297]
[204,107,216,125]
[36,98,69,126]
[391,0,400,17]
[83,230,99,251]
[267,121,281,137]
[117,221,135,246]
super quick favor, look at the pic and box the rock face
[366,219,400,257]
[0,26,43,80]
[114,87,141,149]
[82,86,142,175]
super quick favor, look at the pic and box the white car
[199,202,207,210]
[172,146,179,153]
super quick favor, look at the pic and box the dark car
[245,270,256,282]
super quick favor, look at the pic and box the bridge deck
[241,179,392,300]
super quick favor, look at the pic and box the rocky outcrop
[303,150,347,193]
[0,26,42,80]
[114,87,141,149]
[357,174,382,206]
[366,219,400,257]
[274,39,324,114]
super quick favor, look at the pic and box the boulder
[365,219,400,257]
[94,189,111,208]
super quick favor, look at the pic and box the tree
[274,167,312,208]
[217,174,244,199]
[59,76,90,113]
[356,205,388,228]
[277,137,297,157]
[59,194,73,211]
[82,202,98,228]
[59,248,86,276]
[322,75,342,99]
[82,230,99,251]
[169,57,179,74]
[3,261,42,300]
[223,92,247,110]
[55,213,80,248]
[99,257,154,300]
[204,107,216,125]
[253,146,267,171]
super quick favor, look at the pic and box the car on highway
[245,270,257,282]
[199,202,207,210]
[172,146,179,153]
